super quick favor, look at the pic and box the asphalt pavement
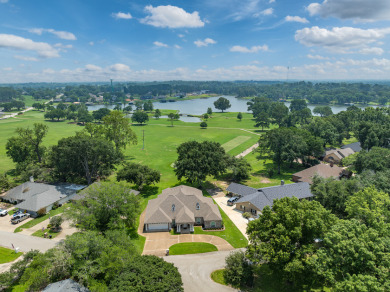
[164,250,237,292]
[0,230,58,252]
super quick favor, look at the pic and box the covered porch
[176,222,194,234]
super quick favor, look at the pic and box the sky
[1,0,390,83]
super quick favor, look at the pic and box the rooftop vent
[281,180,285,185]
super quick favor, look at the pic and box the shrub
[200,121,208,128]
[224,250,253,288]
[37,208,46,217]
[243,212,251,219]
[49,216,63,232]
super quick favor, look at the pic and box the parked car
[12,210,23,217]
[11,213,30,224]
[227,196,239,206]
[0,209,8,216]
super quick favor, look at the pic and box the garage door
[148,223,169,231]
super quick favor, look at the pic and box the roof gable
[227,182,257,197]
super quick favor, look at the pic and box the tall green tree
[154,108,161,119]
[117,163,160,190]
[92,107,110,121]
[313,105,333,117]
[50,134,122,184]
[103,110,137,150]
[131,110,149,125]
[6,123,48,164]
[65,182,140,231]
[174,141,229,186]
[270,102,289,127]
[214,97,231,112]
[247,197,337,286]
[167,112,180,126]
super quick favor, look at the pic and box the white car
[0,208,8,216]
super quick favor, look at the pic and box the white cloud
[269,0,275,3]
[295,26,390,50]
[306,0,390,22]
[307,54,329,60]
[359,47,384,55]
[154,41,169,47]
[111,12,132,19]
[0,34,59,58]
[29,28,76,40]
[85,64,102,71]
[230,45,269,53]
[2,67,12,71]
[54,43,73,49]
[285,15,309,23]
[178,34,185,38]
[141,5,204,28]
[174,44,182,49]
[89,41,94,46]
[0,0,9,3]
[260,8,274,15]
[4,57,390,83]
[14,55,39,61]
[110,63,130,72]
[194,38,216,47]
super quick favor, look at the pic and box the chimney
[281,180,285,185]
[330,162,334,167]
[29,176,34,183]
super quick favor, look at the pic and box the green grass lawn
[0,246,23,264]
[194,205,248,248]
[169,242,218,255]
[31,228,61,239]
[211,269,226,286]
[14,205,66,233]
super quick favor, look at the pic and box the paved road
[164,250,237,292]
[0,230,58,252]
[235,142,259,158]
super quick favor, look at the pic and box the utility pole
[142,130,145,150]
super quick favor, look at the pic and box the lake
[87,95,382,117]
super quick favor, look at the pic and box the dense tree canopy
[131,110,149,124]
[50,134,122,184]
[117,163,160,190]
[66,182,140,231]
[247,197,337,286]
[174,140,229,186]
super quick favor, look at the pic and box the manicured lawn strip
[222,136,251,152]
[14,205,66,233]
[211,269,226,286]
[0,246,23,264]
[194,205,248,248]
[31,229,61,239]
[169,242,217,255]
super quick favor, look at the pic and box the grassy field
[169,242,218,255]
[14,205,66,233]
[0,246,23,264]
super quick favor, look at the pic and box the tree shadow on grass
[138,185,159,201]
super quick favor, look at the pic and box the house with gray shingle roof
[341,142,362,153]
[234,182,313,216]
[144,185,222,233]
[1,179,85,217]
[43,279,89,292]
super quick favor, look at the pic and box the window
[196,202,200,210]
[172,204,175,211]
[210,221,216,228]
[196,217,201,224]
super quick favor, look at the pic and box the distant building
[323,147,355,164]
[292,163,349,184]
[341,142,362,153]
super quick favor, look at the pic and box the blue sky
[1,0,390,83]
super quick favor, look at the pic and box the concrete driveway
[138,211,234,256]
[165,250,237,292]
[209,190,249,240]
[0,213,33,233]
[0,230,58,252]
